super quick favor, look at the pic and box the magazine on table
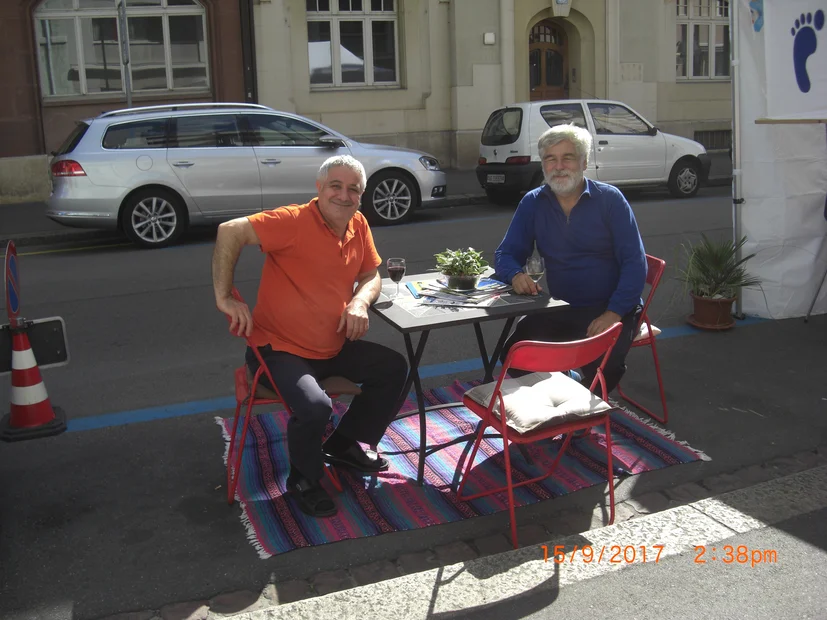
[406,277,512,305]
[417,294,501,308]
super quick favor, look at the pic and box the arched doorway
[529,20,568,101]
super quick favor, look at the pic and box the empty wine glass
[524,256,545,285]
[387,257,406,299]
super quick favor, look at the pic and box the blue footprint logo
[791,9,824,93]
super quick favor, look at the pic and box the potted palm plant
[434,247,489,291]
[676,234,762,330]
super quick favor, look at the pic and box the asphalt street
[2,185,826,619]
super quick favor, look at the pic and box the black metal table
[370,272,568,484]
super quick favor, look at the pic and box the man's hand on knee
[586,310,621,338]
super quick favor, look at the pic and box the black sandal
[286,476,337,518]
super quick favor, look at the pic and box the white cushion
[464,372,612,435]
[635,323,661,341]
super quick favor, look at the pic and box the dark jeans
[245,340,408,482]
[499,304,642,393]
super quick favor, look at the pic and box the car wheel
[485,188,520,206]
[668,160,701,198]
[120,188,187,248]
[362,170,418,225]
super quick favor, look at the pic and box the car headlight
[419,156,441,171]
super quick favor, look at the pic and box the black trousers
[499,304,642,393]
[246,340,408,482]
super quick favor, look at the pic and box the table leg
[475,317,515,383]
[403,332,429,486]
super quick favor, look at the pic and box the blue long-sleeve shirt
[494,179,647,316]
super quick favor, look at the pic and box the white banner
[736,0,827,319]
[764,0,827,120]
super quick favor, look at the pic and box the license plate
[486,174,505,184]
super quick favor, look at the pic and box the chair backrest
[501,321,622,398]
[639,254,666,324]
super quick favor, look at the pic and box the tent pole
[731,0,744,318]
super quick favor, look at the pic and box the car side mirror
[648,126,659,136]
[318,136,345,148]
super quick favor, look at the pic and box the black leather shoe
[323,443,389,473]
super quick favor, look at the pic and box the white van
[476,99,711,203]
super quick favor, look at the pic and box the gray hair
[538,123,593,165]
[317,155,367,190]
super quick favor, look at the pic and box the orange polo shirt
[246,199,382,359]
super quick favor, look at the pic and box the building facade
[0,0,732,201]
[0,0,249,159]
[253,0,733,168]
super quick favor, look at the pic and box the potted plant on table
[676,234,762,330]
[434,247,489,291]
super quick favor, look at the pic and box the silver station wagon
[46,103,447,248]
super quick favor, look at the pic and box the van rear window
[481,108,523,146]
[54,122,89,156]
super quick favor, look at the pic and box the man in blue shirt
[494,123,647,393]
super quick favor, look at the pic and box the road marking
[64,316,766,433]
[18,242,132,257]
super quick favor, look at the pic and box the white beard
[545,170,583,196]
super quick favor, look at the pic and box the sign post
[118,0,132,108]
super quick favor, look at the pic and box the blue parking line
[65,316,766,433]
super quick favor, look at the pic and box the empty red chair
[457,322,623,549]
[616,254,668,424]
[224,287,361,505]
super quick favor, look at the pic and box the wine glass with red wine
[387,257,406,299]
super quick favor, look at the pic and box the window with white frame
[306,0,399,88]
[34,0,209,98]
[676,0,730,80]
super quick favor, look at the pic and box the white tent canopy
[733,0,827,319]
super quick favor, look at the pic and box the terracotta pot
[443,273,481,291]
[688,293,736,330]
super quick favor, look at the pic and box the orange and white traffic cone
[0,328,66,441]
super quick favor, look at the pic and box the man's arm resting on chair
[337,269,380,341]
[213,217,261,337]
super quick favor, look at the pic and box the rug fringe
[239,500,273,560]
[216,415,274,559]
[215,416,231,467]
[609,401,712,462]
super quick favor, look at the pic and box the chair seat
[634,323,662,342]
[245,367,362,400]
[464,371,612,435]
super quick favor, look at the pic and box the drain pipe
[500,0,514,105]
[730,0,743,317]
[239,0,258,103]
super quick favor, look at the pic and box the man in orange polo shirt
[212,155,407,518]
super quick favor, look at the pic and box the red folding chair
[224,287,362,505]
[456,322,623,549]
[616,254,668,424]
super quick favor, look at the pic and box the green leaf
[433,247,489,276]
[675,234,762,298]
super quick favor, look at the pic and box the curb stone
[0,196,487,251]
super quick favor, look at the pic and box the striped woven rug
[216,380,708,558]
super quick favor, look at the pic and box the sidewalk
[95,459,827,619]
[0,153,731,250]
[237,465,827,620]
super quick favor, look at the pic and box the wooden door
[529,21,568,101]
